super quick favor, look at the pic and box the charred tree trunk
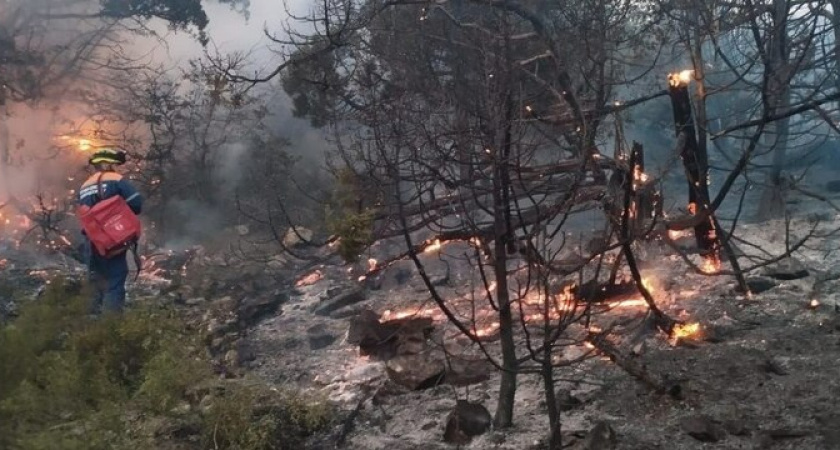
[668,76,717,257]
[542,341,561,449]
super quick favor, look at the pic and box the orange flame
[670,322,701,345]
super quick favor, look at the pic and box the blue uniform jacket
[78,171,143,214]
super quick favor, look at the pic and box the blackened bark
[668,81,716,255]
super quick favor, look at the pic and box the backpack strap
[96,172,105,202]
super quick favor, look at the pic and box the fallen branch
[588,331,683,399]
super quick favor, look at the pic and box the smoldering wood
[668,81,716,256]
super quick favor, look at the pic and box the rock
[347,310,386,347]
[282,227,313,248]
[238,291,288,326]
[343,361,388,384]
[555,389,583,412]
[681,416,727,442]
[307,326,337,350]
[763,257,809,280]
[759,357,790,376]
[185,296,206,306]
[224,349,240,368]
[235,225,250,236]
[348,311,434,358]
[386,354,446,390]
[580,421,617,450]
[445,358,492,387]
[745,277,777,294]
[442,401,492,444]
[313,287,366,316]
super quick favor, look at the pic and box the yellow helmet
[88,148,127,165]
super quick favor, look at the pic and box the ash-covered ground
[242,210,840,449]
[3,188,840,450]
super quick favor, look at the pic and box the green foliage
[0,279,331,449]
[100,0,209,30]
[203,382,332,450]
[326,167,377,262]
[282,42,346,128]
[328,208,375,263]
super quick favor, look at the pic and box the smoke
[1,0,332,248]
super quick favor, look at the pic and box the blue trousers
[85,243,129,314]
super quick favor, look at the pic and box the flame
[809,299,820,309]
[367,258,378,272]
[78,139,93,152]
[671,322,701,344]
[668,70,693,87]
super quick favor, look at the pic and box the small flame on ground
[423,239,443,253]
[670,322,701,344]
[809,299,820,309]
[367,258,378,272]
[701,255,721,274]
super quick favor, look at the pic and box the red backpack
[77,175,142,257]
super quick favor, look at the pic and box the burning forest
[5,0,840,449]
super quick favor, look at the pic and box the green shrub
[203,382,333,450]
[0,279,332,450]
[326,166,378,262]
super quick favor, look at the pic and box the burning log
[667,71,719,262]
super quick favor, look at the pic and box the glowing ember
[667,229,691,240]
[381,306,439,321]
[610,299,648,308]
[295,270,323,287]
[423,239,443,253]
[367,258,378,272]
[809,299,820,309]
[473,322,500,338]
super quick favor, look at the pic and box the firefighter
[78,148,143,314]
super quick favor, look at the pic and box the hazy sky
[142,0,310,72]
